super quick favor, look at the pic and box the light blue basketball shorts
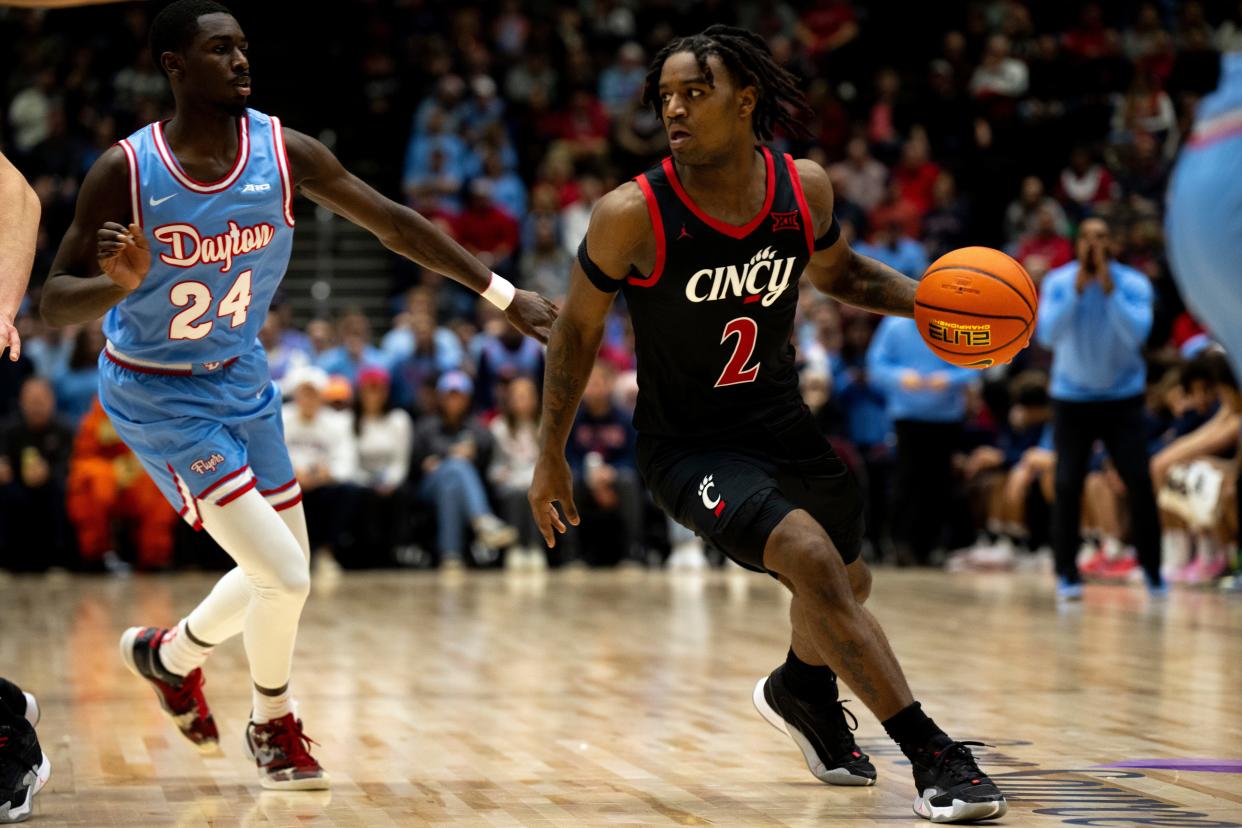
[1166,105,1242,379]
[98,341,302,529]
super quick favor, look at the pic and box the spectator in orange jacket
[67,398,177,571]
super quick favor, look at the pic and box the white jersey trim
[270,116,295,227]
[152,115,251,194]
[117,139,142,228]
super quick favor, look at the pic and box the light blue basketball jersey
[106,108,295,364]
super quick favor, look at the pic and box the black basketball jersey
[622,147,815,441]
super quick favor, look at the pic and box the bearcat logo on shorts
[190,453,226,474]
[928,318,991,347]
[699,474,725,517]
[685,246,797,307]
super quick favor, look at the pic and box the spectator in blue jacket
[867,315,979,565]
[1036,217,1163,598]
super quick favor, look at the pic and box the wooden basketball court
[2,566,1239,826]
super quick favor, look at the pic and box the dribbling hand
[528,452,579,548]
[97,221,151,292]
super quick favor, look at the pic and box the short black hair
[1181,349,1237,392]
[149,0,233,74]
[642,25,814,141]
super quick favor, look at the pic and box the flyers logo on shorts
[190,452,226,474]
[699,474,726,517]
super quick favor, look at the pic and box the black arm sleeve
[814,215,842,251]
[577,237,625,293]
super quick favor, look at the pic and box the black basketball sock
[783,648,840,703]
[882,701,948,760]
[0,676,28,719]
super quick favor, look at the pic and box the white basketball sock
[158,618,215,678]
[252,686,293,724]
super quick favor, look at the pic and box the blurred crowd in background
[0,0,1239,589]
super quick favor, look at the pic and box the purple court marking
[1096,759,1242,774]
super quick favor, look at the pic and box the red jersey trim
[260,478,298,497]
[661,146,776,240]
[270,116,295,226]
[784,154,815,258]
[152,116,250,194]
[198,464,252,500]
[627,174,666,288]
[271,491,304,512]
[117,139,142,228]
[215,478,256,507]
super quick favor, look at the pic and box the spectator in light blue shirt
[867,315,979,565]
[853,221,928,280]
[1035,217,1163,597]
[316,310,391,387]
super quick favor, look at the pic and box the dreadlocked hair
[641,25,814,141]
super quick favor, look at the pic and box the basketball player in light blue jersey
[1166,50,1242,379]
[41,0,557,790]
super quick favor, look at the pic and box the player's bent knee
[848,561,872,604]
[765,514,852,605]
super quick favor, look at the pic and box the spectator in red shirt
[892,133,940,216]
[1014,205,1073,282]
[1061,3,1120,60]
[551,87,610,162]
[453,180,520,274]
[868,180,922,242]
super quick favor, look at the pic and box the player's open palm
[529,453,579,548]
[97,221,151,292]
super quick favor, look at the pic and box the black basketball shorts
[636,409,864,573]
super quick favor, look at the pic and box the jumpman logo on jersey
[678,224,693,241]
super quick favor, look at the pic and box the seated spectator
[969,34,1029,99]
[50,322,104,428]
[488,376,544,569]
[1111,69,1177,154]
[475,150,526,223]
[412,371,517,567]
[453,180,520,276]
[259,314,311,385]
[828,136,887,213]
[1004,176,1069,244]
[598,42,646,117]
[825,166,868,240]
[402,106,468,199]
[892,133,940,216]
[474,323,544,412]
[456,74,505,144]
[519,213,573,301]
[353,366,415,562]
[854,216,927,279]
[316,309,390,385]
[67,398,177,572]
[388,308,465,410]
[1014,204,1074,280]
[1151,351,1240,584]
[1057,147,1117,220]
[0,378,73,570]
[560,175,605,260]
[548,87,610,162]
[867,181,923,242]
[921,171,970,260]
[403,145,464,216]
[564,362,644,566]
[281,366,363,562]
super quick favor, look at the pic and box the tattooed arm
[796,158,918,318]
[528,183,653,547]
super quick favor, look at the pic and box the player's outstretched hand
[0,313,20,362]
[529,452,579,548]
[97,221,151,292]
[505,289,558,344]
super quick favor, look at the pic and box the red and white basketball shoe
[244,713,330,790]
[119,626,219,754]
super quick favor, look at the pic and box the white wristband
[481,272,516,310]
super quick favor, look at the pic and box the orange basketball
[914,246,1038,369]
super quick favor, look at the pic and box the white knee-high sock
[196,488,310,692]
[182,501,313,646]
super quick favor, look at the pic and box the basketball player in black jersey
[530,26,1007,824]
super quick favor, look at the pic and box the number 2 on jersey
[169,269,253,340]
[715,316,760,387]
